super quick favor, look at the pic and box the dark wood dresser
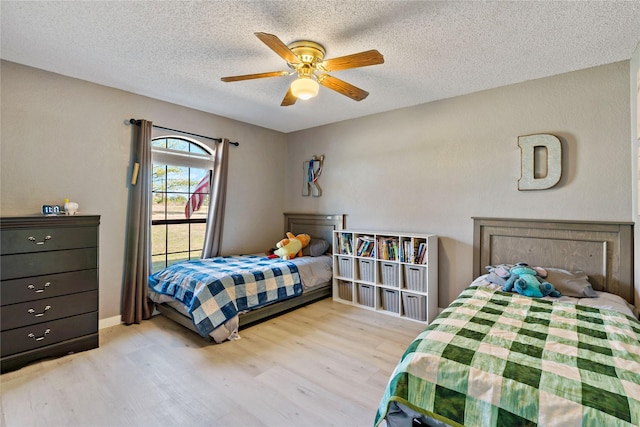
[1,215,99,372]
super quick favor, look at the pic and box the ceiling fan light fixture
[222,33,384,106]
[290,77,319,100]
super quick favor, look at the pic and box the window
[151,136,215,272]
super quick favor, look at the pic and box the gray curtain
[202,138,230,258]
[121,120,154,324]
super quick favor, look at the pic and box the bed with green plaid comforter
[375,286,640,427]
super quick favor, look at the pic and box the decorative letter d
[518,134,562,191]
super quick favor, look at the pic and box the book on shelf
[402,240,413,263]
[378,237,399,261]
[416,242,427,264]
[339,232,353,255]
[356,236,375,257]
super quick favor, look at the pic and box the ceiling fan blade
[255,32,300,64]
[318,75,369,101]
[281,87,297,106]
[221,71,289,82]
[322,50,384,72]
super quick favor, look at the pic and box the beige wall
[631,43,640,311]
[285,62,632,307]
[1,60,288,319]
[2,59,634,319]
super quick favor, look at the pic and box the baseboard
[99,315,122,329]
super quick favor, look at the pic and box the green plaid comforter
[375,286,640,427]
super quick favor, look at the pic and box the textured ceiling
[2,1,640,133]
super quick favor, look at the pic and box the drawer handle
[28,282,51,293]
[27,305,51,317]
[28,329,51,341]
[28,235,52,245]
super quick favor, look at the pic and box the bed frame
[155,212,345,338]
[381,218,637,427]
[473,217,634,304]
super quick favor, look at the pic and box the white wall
[631,43,640,312]
[1,60,288,319]
[285,62,632,307]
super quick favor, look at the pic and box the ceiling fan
[221,32,384,106]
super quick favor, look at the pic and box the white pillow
[543,268,597,298]
[578,291,638,319]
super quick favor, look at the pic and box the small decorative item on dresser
[64,198,79,215]
[41,205,64,215]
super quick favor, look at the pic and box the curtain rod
[128,119,239,146]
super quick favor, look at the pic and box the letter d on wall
[518,134,562,190]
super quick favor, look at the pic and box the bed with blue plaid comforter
[376,285,640,427]
[148,255,302,336]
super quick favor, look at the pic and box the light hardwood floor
[0,299,425,427]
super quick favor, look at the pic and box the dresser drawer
[1,311,98,357]
[1,226,97,255]
[1,269,97,305]
[1,290,98,331]
[1,248,97,281]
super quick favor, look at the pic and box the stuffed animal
[485,264,513,286]
[497,262,562,298]
[539,282,561,298]
[273,232,311,260]
[528,265,562,297]
[502,263,546,298]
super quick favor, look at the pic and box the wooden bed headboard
[473,218,634,304]
[284,213,345,246]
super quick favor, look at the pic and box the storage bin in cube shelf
[380,262,399,287]
[404,265,427,292]
[380,288,400,313]
[337,280,353,302]
[358,259,374,282]
[337,256,352,278]
[402,292,426,321]
[357,284,375,307]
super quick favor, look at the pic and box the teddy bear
[501,262,561,298]
[273,232,311,260]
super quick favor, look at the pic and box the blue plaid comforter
[148,255,302,336]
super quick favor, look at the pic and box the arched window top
[152,136,214,170]
[152,136,212,155]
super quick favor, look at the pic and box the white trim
[152,136,215,170]
[152,150,214,170]
[99,315,122,330]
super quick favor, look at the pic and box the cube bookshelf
[332,230,438,324]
